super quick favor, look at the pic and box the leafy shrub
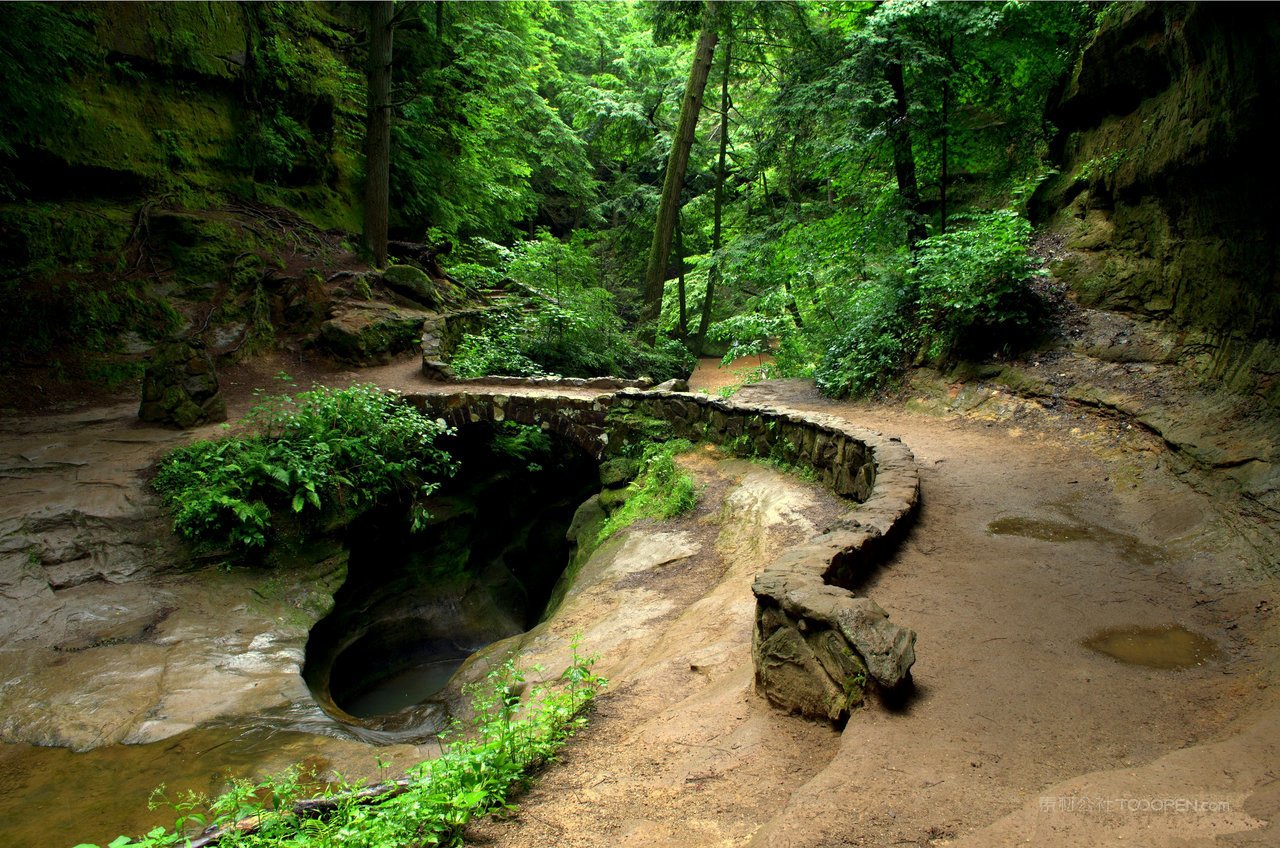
[815,210,1046,398]
[597,439,699,543]
[153,384,456,555]
[912,209,1045,361]
[814,275,913,399]
[448,232,694,383]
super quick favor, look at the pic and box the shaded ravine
[1,358,1275,847]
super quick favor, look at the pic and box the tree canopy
[0,0,1096,397]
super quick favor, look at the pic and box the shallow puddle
[986,516,1163,566]
[987,517,1096,542]
[1083,624,1220,669]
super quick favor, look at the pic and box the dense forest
[5,4,1280,847]
[0,0,1101,401]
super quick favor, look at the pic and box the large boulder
[379,264,439,307]
[317,300,431,365]
[138,340,226,428]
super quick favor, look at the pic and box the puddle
[986,516,1163,567]
[1083,625,1220,669]
[987,517,1097,542]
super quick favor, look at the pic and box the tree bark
[939,77,949,234]
[640,0,718,341]
[364,1,394,269]
[695,21,732,354]
[885,54,926,249]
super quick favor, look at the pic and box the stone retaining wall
[609,390,919,722]
[408,391,614,459]
[405,387,919,722]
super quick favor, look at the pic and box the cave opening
[302,420,599,735]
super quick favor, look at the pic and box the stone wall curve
[406,387,919,722]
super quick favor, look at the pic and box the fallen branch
[186,778,415,848]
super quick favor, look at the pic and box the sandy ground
[462,363,1280,848]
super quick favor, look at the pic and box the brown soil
[461,366,1280,847]
[687,354,776,396]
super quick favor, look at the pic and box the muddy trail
[461,364,1280,848]
[1,353,1276,847]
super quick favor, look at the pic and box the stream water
[0,422,598,847]
[0,725,361,847]
[342,655,470,719]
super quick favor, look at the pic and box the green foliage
[814,275,914,399]
[911,209,1046,361]
[450,233,693,382]
[1078,149,1128,183]
[77,648,605,848]
[153,384,456,556]
[236,3,363,188]
[597,439,699,543]
[814,210,1046,397]
[488,421,554,473]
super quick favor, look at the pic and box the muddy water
[343,655,469,719]
[0,725,397,847]
[1084,624,1221,669]
[986,515,1163,566]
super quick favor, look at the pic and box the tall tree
[884,50,925,250]
[695,13,732,354]
[640,0,719,340]
[364,1,394,268]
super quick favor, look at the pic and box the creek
[0,421,599,846]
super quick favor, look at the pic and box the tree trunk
[363,1,394,269]
[939,77,949,234]
[695,22,731,354]
[640,1,719,341]
[885,55,926,249]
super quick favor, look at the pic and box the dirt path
[465,375,1279,847]
[3,352,1275,846]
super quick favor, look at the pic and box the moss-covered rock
[316,301,431,366]
[380,264,441,307]
[138,340,226,428]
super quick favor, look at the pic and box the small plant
[1078,149,1127,183]
[597,439,700,543]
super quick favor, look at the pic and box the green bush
[814,276,913,398]
[153,384,456,555]
[815,210,1046,398]
[912,209,1045,361]
[448,232,693,383]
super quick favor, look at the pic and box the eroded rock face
[1033,2,1280,405]
[138,340,226,428]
